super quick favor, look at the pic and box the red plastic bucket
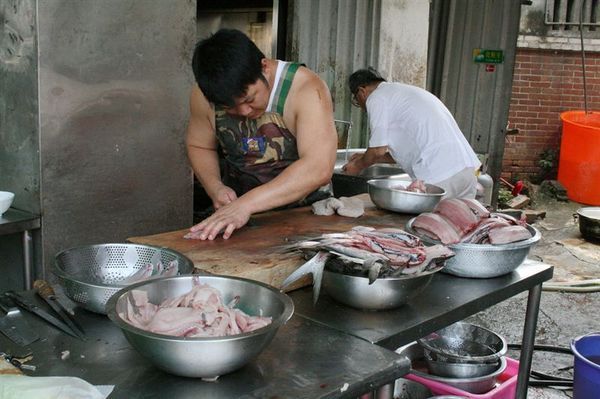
[570,333,600,398]
[558,111,600,205]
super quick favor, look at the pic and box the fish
[280,227,455,303]
[280,251,330,304]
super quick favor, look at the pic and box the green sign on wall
[473,49,504,64]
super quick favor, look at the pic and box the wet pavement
[465,193,600,398]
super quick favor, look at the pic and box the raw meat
[487,225,532,244]
[433,199,479,235]
[411,213,462,244]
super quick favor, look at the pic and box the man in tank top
[186,29,337,240]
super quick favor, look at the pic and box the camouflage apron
[215,62,331,207]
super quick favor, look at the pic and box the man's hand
[342,153,365,176]
[186,200,251,240]
[211,185,238,209]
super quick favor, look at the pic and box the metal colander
[54,243,194,314]
[406,218,541,278]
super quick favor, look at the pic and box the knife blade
[4,291,80,339]
[0,297,39,346]
[33,280,86,341]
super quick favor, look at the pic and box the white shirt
[367,82,480,184]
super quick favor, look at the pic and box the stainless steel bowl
[322,265,443,311]
[368,178,445,214]
[54,243,195,314]
[418,322,507,365]
[106,275,294,378]
[425,357,500,378]
[396,341,507,394]
[406,218,541,278]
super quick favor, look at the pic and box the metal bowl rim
[367,178,446,197]
[417,321,508,362]
[53,243,195,287]
[106,274,294,342]
[406,218,541,250]
[416,356,507,383]
[324,263,445,281]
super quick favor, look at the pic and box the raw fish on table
[411,198,532,245]
[280,226,454,304]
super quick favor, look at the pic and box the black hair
[192,29,266,107]
[348,67,387,95]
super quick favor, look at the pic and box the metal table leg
[22,230,33,290]
[516,283,543,398]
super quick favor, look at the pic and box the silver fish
[281,251,330,304]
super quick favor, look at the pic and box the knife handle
[33,280,56,300]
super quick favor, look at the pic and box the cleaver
[0,296,39,346]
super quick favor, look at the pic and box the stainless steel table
[290,259,553,399]
[2,301,409,399]
[0,209,41,289]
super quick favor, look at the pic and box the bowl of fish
[405,198,541,278]
[281,226,454,310]
[367,178,445,214]
[54,243,195,314]
[323,263,443,310]
[106,274,294,378]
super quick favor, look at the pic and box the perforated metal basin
[405,218,541,278]
[54,243,194,314]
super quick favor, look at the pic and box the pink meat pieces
[433,199,479,235]
[411,213,461,244]
[119,283,272,337]
[487,225,532,244]
[406,179,427,193]
[460,217,510,244]
[459,198,491,218]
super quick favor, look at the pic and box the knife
[33,280,86,341]
[0,297,39,346]
[4,291,81,340]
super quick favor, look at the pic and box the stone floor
[464,194,600,398]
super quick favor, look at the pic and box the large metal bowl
[418,322,507,365]
[322,265,443,311]
[54,243,195,314]
[106,275,294,378]
[368,178,445,214]
[406,218,541,278]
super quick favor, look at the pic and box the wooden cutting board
[128,194,412,290]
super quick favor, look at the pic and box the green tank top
[215,62,330,206]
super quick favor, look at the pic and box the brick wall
[502,48,600,182]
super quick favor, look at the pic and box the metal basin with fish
[107,275,294,378]
[322,264,443,310]
[368,178,445,214]
[405,218,541,278]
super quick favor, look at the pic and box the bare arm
[186,86,237,208]
[189,68,337,240]
[342,146,390,175]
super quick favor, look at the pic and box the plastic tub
[405,357,519,399]
[558,111,600,205]
[571,332,600,398]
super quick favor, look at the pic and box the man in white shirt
[343,67,481,199]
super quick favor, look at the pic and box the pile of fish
[118,260,179,285]
[411,198,533,245]
[281,226,454,303]
[120,278,272,337]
